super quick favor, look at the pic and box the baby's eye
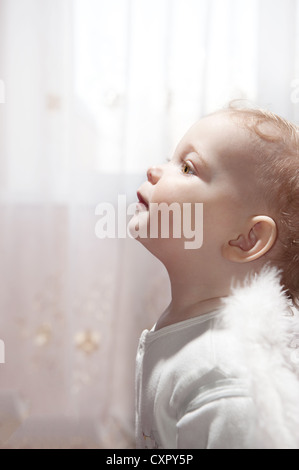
[181,161,195,175]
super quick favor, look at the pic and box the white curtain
[0,0,298,449]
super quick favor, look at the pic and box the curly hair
[220,104,299,306]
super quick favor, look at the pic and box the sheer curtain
[0,0,298,449]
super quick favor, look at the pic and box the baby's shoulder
[171,316,243,375]
[167,322,247,407]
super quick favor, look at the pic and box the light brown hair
[223,104,299,305]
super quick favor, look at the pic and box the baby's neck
[154,255,259,331]
[154,289,227,331]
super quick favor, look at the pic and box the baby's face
[131,112,260,261]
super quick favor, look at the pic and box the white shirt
[135,310,257,449]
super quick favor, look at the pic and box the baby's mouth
[137,191,149,210]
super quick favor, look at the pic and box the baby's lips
[137,190,149,209]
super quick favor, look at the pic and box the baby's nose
[147,166,162,184]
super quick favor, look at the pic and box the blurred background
[0,0,298,449]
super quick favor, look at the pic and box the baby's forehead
[184,112,257,163]
[189,112,249,142]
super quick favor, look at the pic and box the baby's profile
[131,105,299,449]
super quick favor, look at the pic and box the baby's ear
[222,216,277,263]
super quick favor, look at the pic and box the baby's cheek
[151,184,177,205]
[151,180,202,206]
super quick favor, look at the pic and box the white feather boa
[220,266,299,449]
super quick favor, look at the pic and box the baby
[131,105,299,449]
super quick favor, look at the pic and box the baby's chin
[128,210,149,240]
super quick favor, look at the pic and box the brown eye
[182,162,193,174]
